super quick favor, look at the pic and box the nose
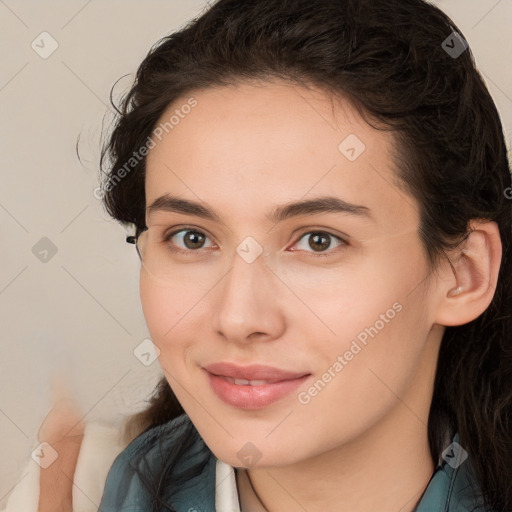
[211,249,286,345]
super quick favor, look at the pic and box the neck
[243,406,435,512]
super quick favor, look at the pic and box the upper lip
[203,362,309,381]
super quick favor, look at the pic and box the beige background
[0,0,510,506]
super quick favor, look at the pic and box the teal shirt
[98,414,490,512]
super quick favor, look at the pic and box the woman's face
[141,80,444,467]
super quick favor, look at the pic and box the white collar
[215,459,241,511]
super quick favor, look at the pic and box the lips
[203,362,311,409]
[204,362,309,381]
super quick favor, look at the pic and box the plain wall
[0,0,510,506]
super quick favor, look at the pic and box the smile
[203,363,311,410]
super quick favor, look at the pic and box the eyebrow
[146,194,373,224]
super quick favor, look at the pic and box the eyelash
[161,226,349,258]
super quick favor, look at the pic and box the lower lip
[205,371,310,410]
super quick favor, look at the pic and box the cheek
[139,275,200,399]
[139,273,195,354]
[292,301,431,456]
[138,258,229,337]
[293,244,431,435]
[140,275,171,340]
[291,239,430,397]
[276,238,425,343]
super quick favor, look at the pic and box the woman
[28,0,512,510]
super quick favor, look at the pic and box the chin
[212,445,296,469]
[196,427,310,469]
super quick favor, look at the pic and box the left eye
[165,229,214,251]
[291,231,347,255]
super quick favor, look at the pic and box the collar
[413,433,488,512]
[99,415,489,512]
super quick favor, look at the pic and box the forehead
[144,80,418,232]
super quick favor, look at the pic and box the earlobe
[434,220,502,327]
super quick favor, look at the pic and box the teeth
[224,377,270,386]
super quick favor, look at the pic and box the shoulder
[98,414,217,512]
[416,434,495,512]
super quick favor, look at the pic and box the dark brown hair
[99,0,512,510]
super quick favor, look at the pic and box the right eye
[163,228,217,255]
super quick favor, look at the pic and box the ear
[433,219,502,327]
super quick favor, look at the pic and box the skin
[37,375,84,512]
[36,79,501,511]
[139,79,501,511]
